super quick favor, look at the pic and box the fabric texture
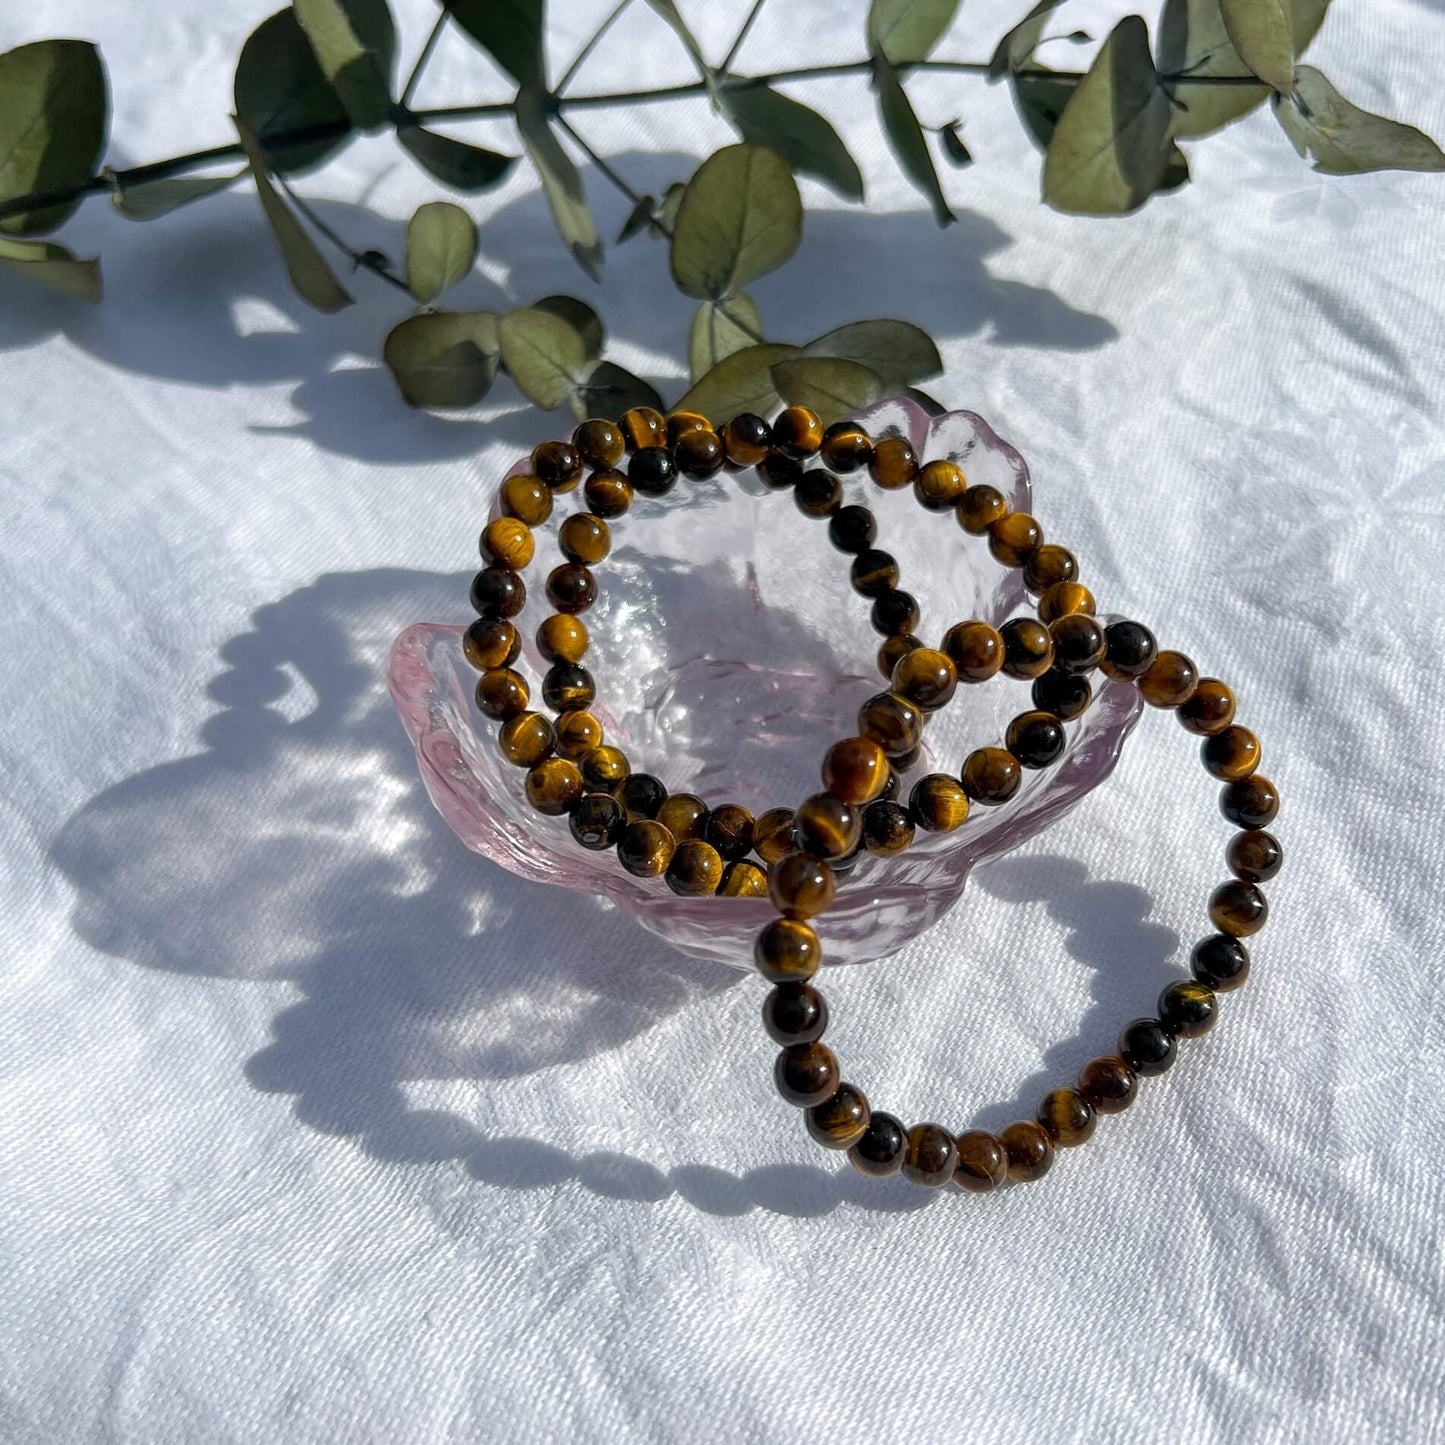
[2,2,1444,1440]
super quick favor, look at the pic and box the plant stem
[556,0,634,96]
[555,114,651,216]
[720,0,768,73]
[277,176,412,295]
[401,12,449,109]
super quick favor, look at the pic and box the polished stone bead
[1078,1055,1137,1114]
[525,756,584,815]
[655,792,708,842]
[720,412,773,468]
[1037,580,1096,624]
[1220,775,1279,829]
[1178,677,1235,735]
[858,691,925,759]
[665,409,711,445]
[480,516,535,569]
[569,792,626,850]
[613,772,667,820]
[1139,649,1198,709]
[617,818,675,877]
[666,839,725,896]
[794,470,843,518]
[942,620,1004,683]
[476,667,529,720]
[961,747,1022,805]
[498,711,554,768]
[619,404,666,452]
[822,736,890,804]
[1158,979,1217,1037]
[855,800,910,857]
[573,417,626,469]
[891,646,958,712]
[754,917,822,982]
[470,565,526,619]
[558,513,611,565]
[871,588,920,637]
[546,563,597,614]
[756,452,802,489]
[820,421,874,474]
[1000,1120,1054,1181]
[554,709,603,760]
[1201,725,1261,781]
[463,617,520,670]
[909,773,970,832]
[828,503,878,554]
[775,1041,840,1106]
[1005,710,1066,769]
[1000,617,1054,679]
[753,807,797,865]
[763,981,828,1044]
[500,473,553,525]
[1023,544,1078,594]
[876,633,921,681]
[675,427,725,477]
[532,440,582,491]
[719,860,769,897]
[869,435,919,490]
[806,1084,871,1149]
[851,548,901,598]
[582,466,632,519]
[768,853,836,918]
[848,1111,907,1177]
[914,458,967,511]
[956,483,1007,536]
[1227,829,1283,884]
[537,613,589,664]
[882,766,903,802]
[1100,620,1157,680]
[542,660,595,712]
[772,405,825,459]
[705,803,755,861]
[1190,933,1250,992]
[627,445,677,496]
[1049,613,1105,674]
[1038,1087,1096,1146]
[1209,879,1268,936]
[988,512,1042,567]
[953,1130,1009,1193]
[1031,668,1092,721]
[793,792,861,860]
[1118,1017,1175,1075]
[903,1123,958,1187]
[579,743,629,789]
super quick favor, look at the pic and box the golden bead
[753,807,797,864]
[498,711,555,768]
[558,513,611,564]
[1037,580,1095,624]
[537,613,589,664]
[463,618,520,671]
[719,860,769,897]
[619,405,666,452]
[988,512,1042,567]
[480,516,535,569]
[913,459,966,511]
[499,473,552,525]
[554,709,603,759]
[656,792,709,842]
[868,435,919,490]
[525,756,583,815]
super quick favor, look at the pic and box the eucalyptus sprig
[1,0,1440,423]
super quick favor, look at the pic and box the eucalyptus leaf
[618,194,656,242]
[397,124,516,191]
[234,9,352,174]
[293,0,396,129]
[0,40,108,236]
[498,307,590,409]
[1043,16,1173,215]
[688,293,762,381]
[0,235,102,301]
[575,361,664,421]
[987,0,1069,79]
[867,0,960,65]
[110,170,242,221]
[670,144,802,300]
[1010,66,1078,150]
[1275,67,1445,175]
[405,200,476,303]
[642,1,712,83]
[804,318,941,388]
[940,122,973,168]
[717,83,864,200]
[383,310,499,407]
[445,0,546,88]
[1219,0,1294,94]
[533,294,604,358]
[514,86,603,280]
[771,356,884,424]
[234,115,352,312]
[677,342,801,420]
[872,53,954,226]
[903,385,945,416]
[658,182,687,227]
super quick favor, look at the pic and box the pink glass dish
[389,398,1142,968]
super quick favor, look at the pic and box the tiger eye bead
[871,588,920,637]
[806,1084,871,1150]
[617,818,675,877]
[1100,620,1158,680]
[655,792,708,842]
[1023,544,1078,594]
[579,744,629,789]
[754,917,822,982]
[476,667,529,720]
[1227,829,1282,883]
[1209,879,1268,937]
[1078,1055,1137,1114]
[537,613,589,664]
[891,647,957,711]
[768,852,836,918]
[1191,934,1250,992]
[463,617,520,670]
[665,409,710,445]
[850,548,901,598]
[793,792,861,860]
[614,772,667,821]
[499,711,555,767]
[470,565,526,619]
[705,803,755,862]
[939,620,1002,683]
[531,440,582,492]
[762,981,828,1044]
[1000,1120,1054,1182]
[956,483,1007,536]
[775,1041,839,1107]
[719,860,769,897]
[499,473,552,525]
[822,736,890,805]
[953,1131,1009,1193]
[868,435,919,490]
[1037,580,1095,624]
[877,633,921,680]
[858,691,924,759]
[1139,650,1199,709]
[573,417,626,468]
[909,773,970,832]
[828,504,877,554]
[1032,668,1092,721]
[862,799,915,856]
[665,839,725,896]
[1118,1018,1175,1075]
[1220,775,1279,829]
[720,412,773,467]
[628,446,677,496]
[558,513,611,565]
[902,1123,958,1187]
[772,405,824,459]
[569,792,625,850]
[1049,613,1105,674]
[1038,1088,1096,1146]
[757,452,802,490]
[1178,678,1236,735]
[914,459,967,511]
[753,807,797,865]
[848,1111,907,1177]
[525,757,584,815]
[1202,725,1261,781]
[1158,979,1217,1037]
[554,709,603,760]
[1005,710,1066,769]
[793,469,843,519]
[961,747,1022,805]
[989,512,1042,567]
[546,563,597,614]
[1000,617,1054,680]
[619,405,666,452]
[542,660,595,712]
[674,427,725,478]
[480,516,535,569]
[820,421,873,474]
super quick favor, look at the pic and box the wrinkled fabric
[2,2,1444,1441]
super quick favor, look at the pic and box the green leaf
[383,310,499,407]
[804,318,941,389]
[233,115,352,312]
[499,307,590,409]
[405,200,476,303]
[1275,66,1445,175]
[1043,16,1173,215]
[670,144,802,300]
[988,1,1070,79]
[903,385,945,416]
[771,356,884,424]
[676,341,801,420]
[234,9,352,174]
[514,85,603,280]
[872,53,953,226]
[109,170,242,221]
[689,293,762,381]
[618,194,656,242]
[658,181,687,227]
[0,234,101,300]
[1219,0,1293,93]
[1010,66,1078,150]
[532,294,604,357]
[867,0,960,64]
[445,0,546,88]
[642,1,712,80]
[294,0,396,129]
[716,82,864,200]
[940,121,973,167]
[575,361,664,421]
[396,123,515,191]
[0,40,108,236]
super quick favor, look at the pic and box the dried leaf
[514,85,603,280]
[718,82,864,200]
[110,170,242,221]
[383,310,499,407]
[1219,0,1294,93]
[873,53,953,226]
[1275,66,1445,175]
[867,0,960,64]
[293,0,396,129]
[677,342,802,421]
[405,200,476,303]
[688,293,762,381]
[445,0,545,88]
[396,124,515,192]
[0,234,101,301]
[804,318,941,388]
[771,356,884,424]
[498,306,589,410]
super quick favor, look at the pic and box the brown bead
[828,504,877,554]
[628,446,677,496]
[914,458,966,511]
[1000,617,1054,680]
[956,483,1007,535]
[655,792,708,842]
[616,819,674,877]
[704,803,755,862]
[754,917,822,982]
[1139,650,1199,709]
[613,773,667,820]
[869,435,919,490]
[762,981,828,1044]
[554,709,603,760]
[558,513,611,564]
[820,421,873,474]
[619,405,666,452]
[579,744,629,789]
[757,452,801,490]
[470,565,526,619]
[1209,879,1269,937]
[1178,678,1236,735]
[862,799,915,856]
[753,807,797,865]
[583,466,633,519]
[1000,1120,1054,1182]
[1119,1018,1175,1075]
[795,469,843,519]
[1220,774,1279,829]
[892,647,957,711]
[1023,544,1077,594]
[573,417,625,469]
[793,792,861,860]
[1100,620,1158,681]
[531,439,582,491]
[806,1084,871,1149]
[1037,580,1095,624]
[1191,934,1250,992]
[537,613,589,664]
[988,512,1042,567]
[1227,829,1283,884]
[858,691,925,759]
[877,633,922,680]
[525,757,584,815]
[775,1041,839,1107]
[909,773,970,832]
[961,747,1022,805]
[720,413,772,468]
[476,667,529,720]
[822,735,890,804]
[500,473,553,525]
[463,617,520,670]
[1078,1055,1137,1114]
[772,405,824,459]
[674,427,725,478]
[665,409,711,446]
[480,516,535,569]
[850,548,900,598]
[953,1131,1009,1193]
[541,660,595,712]
[1037,1087,1096,1146]
[546,563,596,614]
[569,792,625,850]
[719,860,769,897]
[665,839,725,896]
[871,590,920,641]
[768,853,836,919]
[941,620,1003,682]
[1201,725,1261,781]
[1031,668,1092,721]
[1049,612,1105,674]
[1158,978,1217,1038]
[498,711,555,767]
[1005,710,1066,769]
[848,1112,907,1176]
[902,1123,958,1187]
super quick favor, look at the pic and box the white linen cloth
[3,1,1444,1440]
